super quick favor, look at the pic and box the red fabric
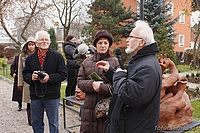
[37,49,48,70]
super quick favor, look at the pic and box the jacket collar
[93,51,112,62]
[65,41,77,48]
[129,42,159,63]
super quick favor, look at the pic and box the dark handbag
[95,84,113,119]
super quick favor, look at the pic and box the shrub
[196,73,200,77]
[196,87,199,92]
[191,73,195,78]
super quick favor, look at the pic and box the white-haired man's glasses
[128,36,143,39]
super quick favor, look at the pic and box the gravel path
[0,76,80,133]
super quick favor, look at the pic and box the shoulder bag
[95,84,113,119]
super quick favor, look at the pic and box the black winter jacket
[22,48,68,100]
[106,43,162,133]
[64,41,80,68]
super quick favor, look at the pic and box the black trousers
[65,67,79,96]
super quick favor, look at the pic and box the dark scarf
[93,50,112,62]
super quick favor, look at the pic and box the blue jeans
[31,98,60,133]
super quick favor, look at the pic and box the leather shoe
[66,101,74,106]
[17,105,22,111]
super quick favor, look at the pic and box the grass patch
[0,58,12,79]
[60,82,66,101]
[191,100,200,121]
[176,64,193,73]
[185,100,200,132]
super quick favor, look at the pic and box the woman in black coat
[63,35,80,106]
[10,55,22,111]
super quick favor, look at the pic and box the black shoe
[17,105,22,111]
[66,101,74,106]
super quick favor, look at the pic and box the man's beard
[125,43,140,54]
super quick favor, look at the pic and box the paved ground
[0,75,80,133]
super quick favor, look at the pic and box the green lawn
[186,100,200,132]
[0,58,12,79]
[60,82,66,101]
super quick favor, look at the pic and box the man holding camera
[22,30,68,133]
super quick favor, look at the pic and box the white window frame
[179,11,185,24]
[179,35,184,47]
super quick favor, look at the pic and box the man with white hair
[96,20,162,132]
[22,30,68,133]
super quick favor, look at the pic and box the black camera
[37,71,45,80]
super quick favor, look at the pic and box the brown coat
[77,51,120,133]
[18,54,30,103]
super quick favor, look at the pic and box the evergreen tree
[81,0,132,45]
[131,0,178,63]
[155,24,177,63]
[48,28,58,51]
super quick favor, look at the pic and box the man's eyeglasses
[38,38,50,42]
[128,36,143,39]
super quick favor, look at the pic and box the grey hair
[35,30,50,41]
[134,20,155,46]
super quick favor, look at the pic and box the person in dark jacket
[96,20,162,133]
[63,35,79,106]
[22,30,68,133]
[77,30,120,133]
[10,55,22,111]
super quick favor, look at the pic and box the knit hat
[93,30,113,47]
[21,37,35,51]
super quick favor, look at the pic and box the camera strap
[35,82,47,97]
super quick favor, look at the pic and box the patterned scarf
[38,49,48,70]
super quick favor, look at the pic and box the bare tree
[1,0,89,47]
[52,0,86,40]
[0,0,19,46]
[0,0,54,46]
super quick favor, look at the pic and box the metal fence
[0,64,12,79]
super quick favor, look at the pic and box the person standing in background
[63,35,79,106]
[22,30,67,133]
[10,55,22,111]
[18,37,36,126]
[77,30,120,133]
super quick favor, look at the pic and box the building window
[179,11,185,24]
[179,35,184,47]
[167,2,174,16]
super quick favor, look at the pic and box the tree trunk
[192,22,200,68]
